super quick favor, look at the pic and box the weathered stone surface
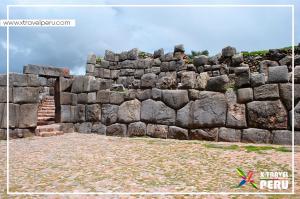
[222,46,236,57]
[58,77,73,92]
[101,104,119,125]
[295,102,300,130]
[109,91,124,105]
[0,87,12,102]
[154,48,164,58]
[226,103,247,128]
[247,100,287,129]
[9,73,40,87]
[13,87,39,103]
[279,55,292,66]
[146,124,168,139]
[195,72,209,90]
[75,122,92,133]
[174,44,185,53]
[76,104,85,122]
[206,75,229,92]
[152,88,162,100]
[136,89,152,101]
[141,99,175,125]
[189,128,218,141]
[118,99,141,123]
[242,128,271,143]
[268,65,288,83]
[161,90,189,109]
[157,74,177,89]
[192,92,227,128]
[96,90,110,104]
[104,50,117,62]
[60,92,77,105]
[0,103,19,128]
[279,83,292,111]
[24,64,70,77]
[141,73,157,88]
[19,104,38,128]
[232,54,244,66]
[59,105,76,123]
[218,127,241,142]
[272,130,292,145]
[295,84,300,105]
[176,101,193,128]
[71,76,94,93]
[168,126,188,140]
[86,64,95,73]
[59,123,74,133]
[250,73,265,87]
[77,93,88,104]
[106,123,127,137]
[193,55,208,66]
[188,89,200,100]
[259,60,278,75]
[234,67,250,87]
[295,66,300,83]
[253,84,279,100]
[86,104,101,122]
[91,122,106,135]
[87,53,96,64]
[237,88,253,103]
[87,92,97,104]
[128,48,139,60]
[180,71,196,89]
[128,122,146,137]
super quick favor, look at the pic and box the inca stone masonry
[1,44,300,145]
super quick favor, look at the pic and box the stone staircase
[36,96,63,137]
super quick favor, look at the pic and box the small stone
[189,128,218,141]
[253,84,279,100]
[242,128,271,143]
[237,88,253,103]
[168,126,188,140]
[146,124,168,139]
[218,127,241,142]
[128,122,146,137]
[222,46,236,57]
[206,75,229,92]
[250,73,265,87]
[268,65,288,83]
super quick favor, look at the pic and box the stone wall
[56,45,299,145]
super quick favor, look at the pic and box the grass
[203,143,291,153]
[242,45,295,57]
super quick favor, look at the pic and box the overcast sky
[0,0,299,75]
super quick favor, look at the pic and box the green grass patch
[243,145,291,153]
[203,143,239,150]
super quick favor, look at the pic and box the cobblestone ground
[0,133,299,198]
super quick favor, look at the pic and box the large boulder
[101,104,119,125]
[206,75,229,92]
[218,127,241,142]
[279,83,292,111]
[268,65,288,83]
[141,73,157,88]
[234,67,250,87]
[176,101,193,128]
[146,124,168,139]
[242,128,271,143]
[118,99,141,123]
[23,64,70,77]
[161,90,189,109]
[189,128,218,141]
[247,100,288,129]
[180,71,196,89]
[193,55,208,66]
[106,123,127,137]
[192,92,227,128]
[272,130,292,145]
[167,126,188,140]
[128,122,146,137]
[19,104,38,128]
[141,99,176,125]
[13,87,39,104]
[86,104,101,122]
[222,46,236,57]
[253,84,279,100]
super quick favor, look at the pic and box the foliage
[187,50,209,59]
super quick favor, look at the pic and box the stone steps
[37,96,56,126]
[35,124,63,137]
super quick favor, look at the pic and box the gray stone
[119,51,128,61]
[76,104,85,122]
[0,103,19,128]
[124,89,137,100]
[253,84,279,100]
[193,55,208,66]
[128,48,139,60]
[272,130,292,145]
[86,104,101,122]
[96,90,110,104]
[189,128,218,141]
[77,93,88,104]
[247,100,288,129]
[206,75,229,92]
[60,92,77,105]
[294,102,300,130]
[111,70,120,79]
[268,65,288,83]
[118,99,141,123]
[154,48,164,58]
[71,76,95,93]
[234,67,250,87]
[242,128,271,143]
[192,92,227,128]
[250,73,265,87]
[188,89,200,100]
[134,69,144,79]
[23,64,70,77]
[0,87,12,102]
[237,88,253,103]
[13,87,39,104]
[58,77,73,92]
[195,72,209,90]
[161,90,189,109]
[101,104,119,125]
[295,66,300,83]
[59,105,76,123]
[59,123,75,133]
[168,126,188,140]
[157,74,177,89]
[152,88,162,100]
[141,73,157,88]
[146,124,168,139]
[226,103,247,128]
[259,60,278,75]
[106,123,127,137]
[86,64,95,73]
[176,101,193,128]
[232,54,244,66]
[295,84,300,104]
[91,122,106,135]
[111,84,125,92]
[109,91,124,105]
[104,50,118,62]
[87,53,97,64]
[136,89,152,101]
[222,46,236,57]
[141,99,176,125]
[174,44,184,53]
[208,54,221,65]
[19,104,38,128]
[279,55,292,66]
[180,71,196,89]
[218,127,241,142]
[279,83,292,111]
[128,122,146,137]
[10,73,40,87]
[89,79,100,91]
[75,122,92,133]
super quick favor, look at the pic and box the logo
[260,171,289,190]
[236,168,258,189]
